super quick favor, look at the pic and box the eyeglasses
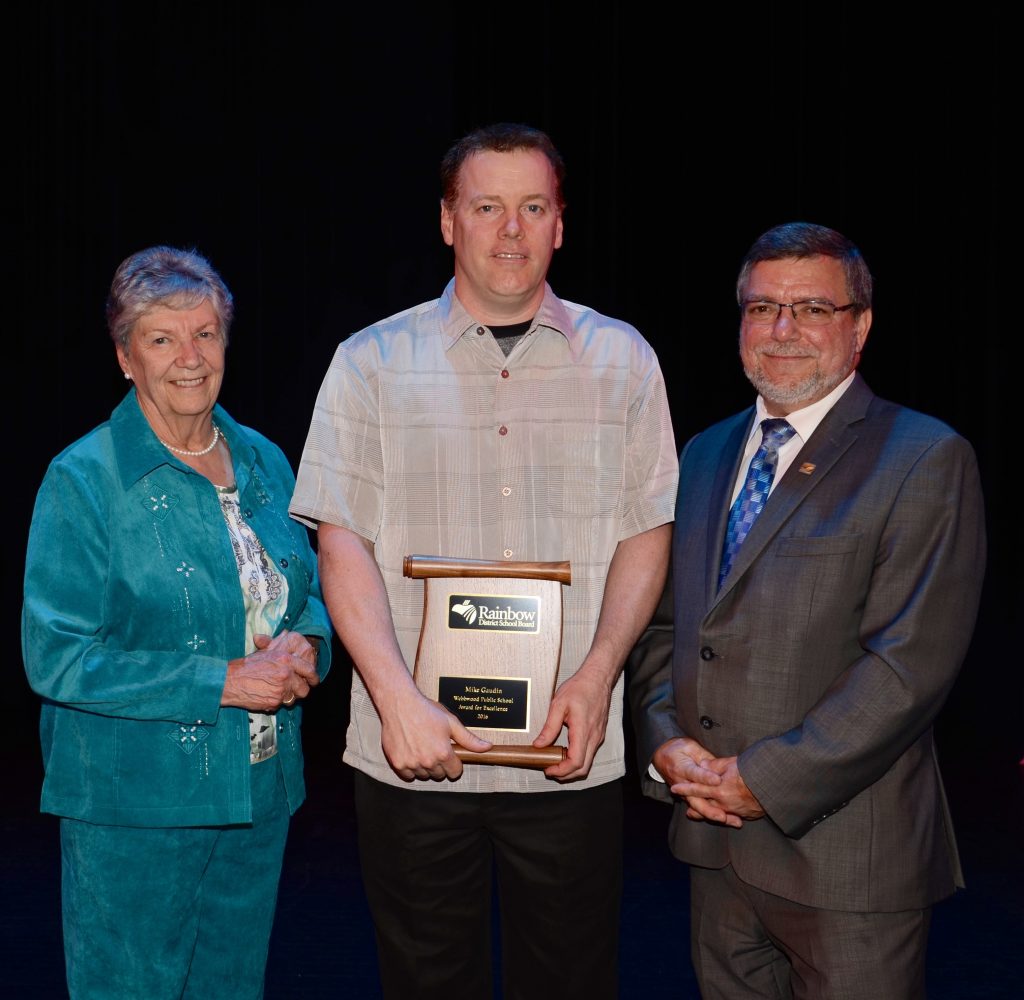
[741,299,859,326]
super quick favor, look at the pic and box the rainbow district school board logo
[448,594,540,634]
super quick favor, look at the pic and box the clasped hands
[221,630,320,712]
[653,736,765,829]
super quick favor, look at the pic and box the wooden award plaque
[403,555,571,768]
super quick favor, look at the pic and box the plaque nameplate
[438,675,530,731]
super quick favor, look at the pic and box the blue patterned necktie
[718,418,796,588]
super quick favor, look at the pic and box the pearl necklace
[160,424,221,456]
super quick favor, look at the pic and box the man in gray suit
[630,222,986,999]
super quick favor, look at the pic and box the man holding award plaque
[290,123,678,998]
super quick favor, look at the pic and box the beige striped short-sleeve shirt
[290,280,678,792]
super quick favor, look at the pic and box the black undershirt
[488,319,532,357]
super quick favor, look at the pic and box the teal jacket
[22,391,332,827]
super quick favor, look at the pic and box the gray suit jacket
[629,375,986,912]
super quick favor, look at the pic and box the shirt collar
[110,390,255,491]
[438,279,582,361]
[752,369,858,445]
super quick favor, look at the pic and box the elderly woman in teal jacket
[22,245,332,999]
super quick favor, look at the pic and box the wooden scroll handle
[404,554,571,585]
[454,744,568,768]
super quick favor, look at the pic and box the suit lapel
[713,377,874,604]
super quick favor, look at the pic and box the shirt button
[500,369,510,379]
[476,326,486,336]
[699,716,714,730]
[502,487,512,497]
[244,509,253,518]
[503,549,513,559]
[700,646,715,661]
[283,614,291,622]
[279,558,289,568]
[498,425,508,436]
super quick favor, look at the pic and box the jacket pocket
[774,534,861,558]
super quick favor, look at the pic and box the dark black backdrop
[9,3,1020,996]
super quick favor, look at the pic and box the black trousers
[354,770,623,1000]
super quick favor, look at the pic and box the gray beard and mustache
[743,342,858,409]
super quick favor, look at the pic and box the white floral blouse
[217,484,289,763]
